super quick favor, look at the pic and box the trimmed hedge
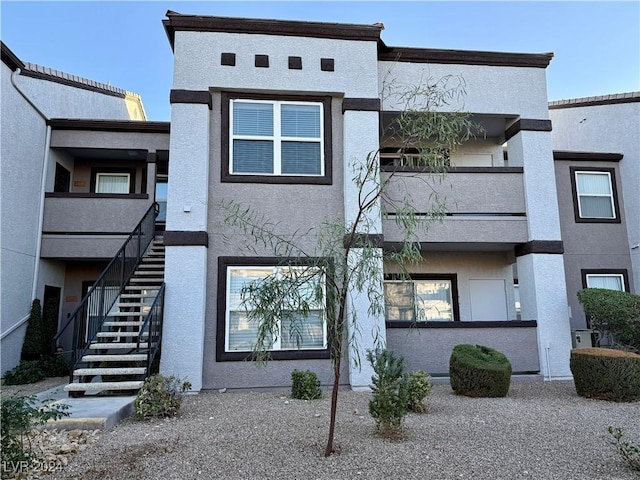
[449,344,512,397]
[570,347,640,402]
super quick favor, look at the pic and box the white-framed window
[586,274,625,291]
[384,276,456,322]
[96,173,130,194]
[225,266,327,352]
[575,171,615,219]
[230,99,324,176]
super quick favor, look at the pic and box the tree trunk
[324,361,341,457]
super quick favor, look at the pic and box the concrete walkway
[35,383,136,430]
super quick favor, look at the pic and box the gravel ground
[1,377,67,398]
[44,380,638,480]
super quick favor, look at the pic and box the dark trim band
[163,13,382,49]
[47,119,170,133]
[342,98,381,113]
[549,94,640,109]
[386,320,537,329]
[378,45,553,68]
[45,192,149,199]
[1,42,25,71]
[146,152,157,164]
[42,231,132,236]
[380,166,524,174]
[553,151,623,162]
[170,89,212,110]
[164,230,209,247]
[515,241,564,257]
[505,119,552,141]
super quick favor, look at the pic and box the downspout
[10,68,51,302]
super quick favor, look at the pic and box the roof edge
[47,119,170,134]
[549,92,640,109]
[163,11,382,50]
[553,150,623,162]
[378,45,554,68]
[1,41,25,71]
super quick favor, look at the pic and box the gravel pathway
[46,380,638,480]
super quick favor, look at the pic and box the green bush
[367,347,409,435]
[2,361,45,386]
[577,288,640,351]
[21,300,44,362]
[449,344,512,397]
[406,370,432,413]
[40,355,70,378]
[570,347,640,402]
[1,394,69,471]
[134,374,192,419]
[608,426,640,472]
[291,369,322,400]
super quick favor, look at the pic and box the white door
[469,279,508,321]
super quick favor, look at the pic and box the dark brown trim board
[163,12,382,50]
[1,42,25,71]
[386,320,537,329]
[549,93,640,109]
[342,98,381,113]
[515,241,564,257]
[380,165,524,173]
[220,92,333,185]
[48,119,170,133]
[45,192,149,200]
[569,166,621,224]
[216,256,331,362]
[170,90,212,110]
[378,45,553,68]
[504,119,552,141]
[343,233,384,248]
[164,231,209,247]
[581,269,630,292]
[553,151,623,162]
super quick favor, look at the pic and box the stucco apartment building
[1,12,637,394]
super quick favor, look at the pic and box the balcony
[382,167,527,247]
[41,193,152,259]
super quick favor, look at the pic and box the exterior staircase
[64,239,165,396]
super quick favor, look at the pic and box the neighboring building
[0,13,636,395]
[0,42,168,374]
[549,93,639,333]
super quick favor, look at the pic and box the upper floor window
[384,275,458,324]
[570,167,620,223]
[221,93,332,184]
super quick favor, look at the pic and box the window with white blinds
[225,266,327,352]
[96,173,130,194]
[575,171,615,219]
[586,274,625,291]
[384,278,455,322]
[230,100,323,176]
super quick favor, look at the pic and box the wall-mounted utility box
[571,330,593,349]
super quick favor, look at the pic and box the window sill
[385,320,537,329]
[46,193,149,199]
[221,173,332,185]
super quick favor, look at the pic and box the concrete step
[110,311,146,317]
[81,354,147,362]
[133,271,165,276]
[96,332,147,338]
[129,277,164,283]
[73,367,146,376]
[137,264,164,270]
[115,302,144,308]
[64,381,144,392]
[103,321,145,327]
[89,342,148,349]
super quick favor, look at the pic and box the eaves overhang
[47,118,170,134]
[162,10,383,51]
[377,39,553,68]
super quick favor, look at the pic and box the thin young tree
[220,74,480,456]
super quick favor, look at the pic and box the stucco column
[509,127,572,379]
[160,102,210,392]
[343,108,386,390]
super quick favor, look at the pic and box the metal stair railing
[54,203,158,383]
[137,283,165,376]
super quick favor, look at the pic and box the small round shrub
[134,374,192,419]
[570,347,640,402]
[406,370,432,413]
[449,344,512,397]
[291,369,322,400]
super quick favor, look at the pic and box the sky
[1,1,638,121]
